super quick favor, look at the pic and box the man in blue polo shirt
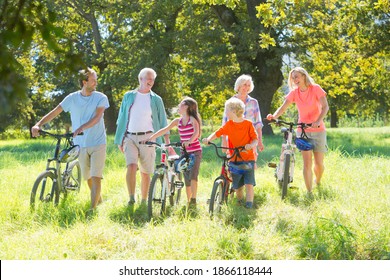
[32,68,109,211]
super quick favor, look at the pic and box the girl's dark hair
[78,68,95,88]
[182,97,202,138]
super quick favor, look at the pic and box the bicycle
[206,141,246,215]
[266,119,311,199]
[140,141,192,221]
[30,130,82,208]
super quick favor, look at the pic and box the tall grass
[0,127,389,260]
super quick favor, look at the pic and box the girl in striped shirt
[147,97,202,206]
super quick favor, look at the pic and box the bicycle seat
[168,155,180,161]
[59,145,80,163]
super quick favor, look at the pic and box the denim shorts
[230,161,256,190]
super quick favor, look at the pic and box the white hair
[138,68,157,83]
[234,74,254,93]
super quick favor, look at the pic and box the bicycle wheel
[281,154,291,199]
[209,177,227,215]
[169,173,183,206]
[148,172,167,220]
[63,160,82,192]
[30,170,59,207]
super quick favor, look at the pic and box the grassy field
[0,127,389,260]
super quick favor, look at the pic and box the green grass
[0,127,389,260]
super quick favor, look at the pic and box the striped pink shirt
[178,118,202,153]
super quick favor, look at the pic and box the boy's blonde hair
[225,98,245,117]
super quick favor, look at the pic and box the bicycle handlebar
[204,141,246,160]
[265,119,312,128]
[38,130,84,138]
[139,140,182,147]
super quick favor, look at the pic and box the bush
[0,129,31,140]
[335,114,387,128]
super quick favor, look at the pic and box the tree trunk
[330,105,338,128]
[72,2,118,133]
[212,2,283,135]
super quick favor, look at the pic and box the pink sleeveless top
[178,118,202,153]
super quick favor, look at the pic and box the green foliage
[1,0,388,133]
[0,0,85,121]
[335,114,387,128]
[257,0,389,125]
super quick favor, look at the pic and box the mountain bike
[30,130,82,208]
[266,119,311,199]
[140,141,191,221]
[206,141,246,215]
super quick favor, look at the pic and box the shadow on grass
[31,198,87,228]
[327,132,390,158]
[220,201,260,231]
[216,233,254,259]
[108,203,149,227]
[297,217,358,260]
[175,204,201,220]
[282,182,338,207]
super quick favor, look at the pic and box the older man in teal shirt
[115,68,173,205]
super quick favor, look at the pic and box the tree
[0,0,84,125]
[195,0,284,134]
[3,0,388,134]
[256,0,390,126]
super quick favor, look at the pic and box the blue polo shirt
[60,91,109,148]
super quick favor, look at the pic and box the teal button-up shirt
[114,90,168,145]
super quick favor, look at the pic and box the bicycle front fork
[269,152,295,183]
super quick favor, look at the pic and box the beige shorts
[297,131,328,153]
[78,144,106,180]
[124,133,156,174]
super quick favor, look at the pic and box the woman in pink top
[267,67,329,195]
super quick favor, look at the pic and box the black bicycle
[30,130,82,208]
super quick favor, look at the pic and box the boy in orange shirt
[203,98,258,208]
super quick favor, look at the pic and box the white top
[127,92,154,133]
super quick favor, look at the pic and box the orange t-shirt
[286,84,327,132]
[215,119,258,162]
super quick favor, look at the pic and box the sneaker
[188,198,197,209]
[245,201,253,209]
[128,198,136,206]
[306,192,314,201]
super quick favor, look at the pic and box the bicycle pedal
[268,162,277,168]
[289,186,298,189]
[206,199,210,204]
[174,181,184,188]
[65,185,78,190]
